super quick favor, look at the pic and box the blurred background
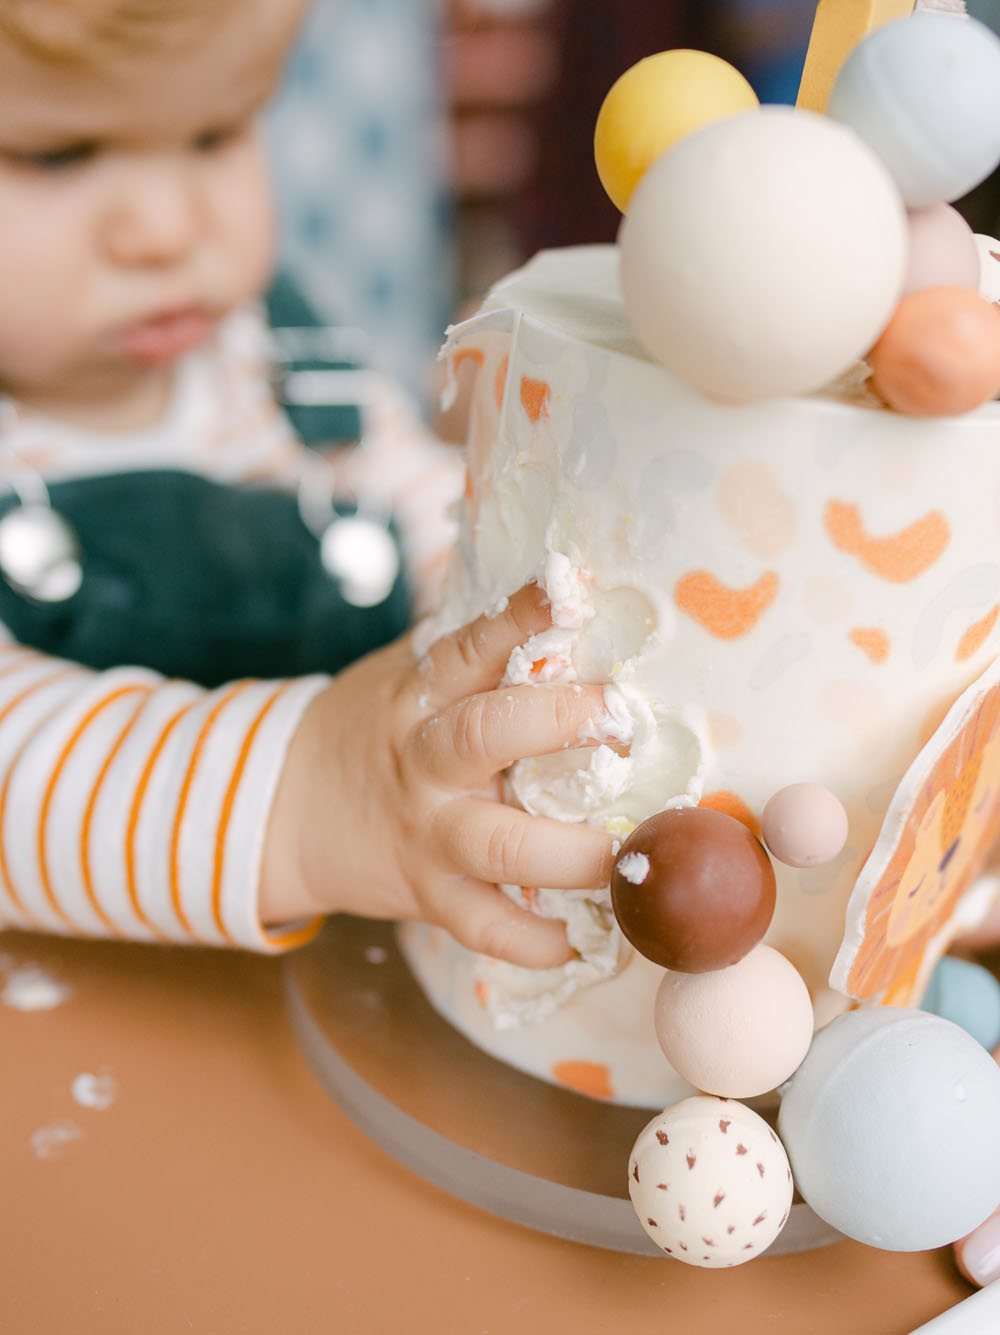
[264,0,1000,414]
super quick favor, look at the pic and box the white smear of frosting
[477,888,626,1027]
[543,550,592,629]
[71,1072,117,1111]
[31,1120,83,1159]
[617,852,650,885]
[364,945,388,965]
[510,745,631,822]
[503,627,577,686]
[2,966,72,1012]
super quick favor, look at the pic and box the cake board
[283,915,841,1258]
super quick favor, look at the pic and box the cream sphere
[654,945,814,1098]
[618,107,907,401]
[594,50,759,213]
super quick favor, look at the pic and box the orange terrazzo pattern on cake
[519,376,551,422]
[849,627,890,663]
[452,347,485,375]
[956,606,1000,662]
[674,570,779,639]
[824,500,949,582]
[552,1060,614,1100]
[494,355,509,410]
[699,791,761,837]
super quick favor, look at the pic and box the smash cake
[400,4,1000,1264]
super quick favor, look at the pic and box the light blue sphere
[921,956,1000,1052]
[778,1007,1000,1251]
[827,13,1000,207]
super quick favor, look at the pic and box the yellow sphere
[594,49,759,212]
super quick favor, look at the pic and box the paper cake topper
[831,653,1000,1005]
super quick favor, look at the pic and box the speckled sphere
[610,807,776,973]
[654,946,815,1098]
[629,1096,793,1266]
[827,14,1000,207]
[868,287,1000,417]
[761,782,849,869]
[778,1007,1000,1250]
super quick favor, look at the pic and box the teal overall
[0,282,411,686]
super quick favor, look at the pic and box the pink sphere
[761,782,848,869]
[902,204,981,297]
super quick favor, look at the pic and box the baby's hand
[261,585,617,967]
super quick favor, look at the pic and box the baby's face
[0,0,305,415]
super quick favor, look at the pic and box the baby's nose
[103,157,202,268]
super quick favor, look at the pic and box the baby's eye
[192,125,243,154]
[9,142,98,171]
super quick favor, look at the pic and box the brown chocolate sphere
[610,806,776,973]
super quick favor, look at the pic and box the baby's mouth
[114,307,214,364]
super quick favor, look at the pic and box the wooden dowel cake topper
[796,0,967,112]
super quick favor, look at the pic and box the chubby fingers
[414,583,551,711]
[416,682,616,789]
[431,877,574,970]
[434,797,616,890]
[955,1207,1000,1287]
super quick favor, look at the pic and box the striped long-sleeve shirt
[0,305,463,951]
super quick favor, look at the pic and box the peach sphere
[869,287,1000,417]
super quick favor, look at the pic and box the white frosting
[401,245,1000,1107]
[616,852,650,886]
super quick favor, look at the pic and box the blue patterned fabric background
[264,0,452,411]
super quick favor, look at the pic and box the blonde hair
[0,0,233,66]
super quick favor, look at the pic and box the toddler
[0,0,615,968]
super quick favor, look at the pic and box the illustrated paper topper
[831,652,1000,1006]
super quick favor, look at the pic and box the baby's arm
[0,635,327,950]
[261,584,617,968]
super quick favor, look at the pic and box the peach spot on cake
[674,570,779,639]
[520,376,551,422]
[716,461,796,558]
[803,575,854,625]
[849,627,890,663]
[494,355,509,410]
[824,500,949,583]
[699,790,761,838]
[552,1060,613,1100]
[956,606,1000,662]
[706,712,742,748]
[474,980,490,1008]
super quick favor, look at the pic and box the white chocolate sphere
[761,782,849,869]
[654,946,814,1098]
[778,1007,1000,1251]
[827,14,1000,208]
[619,108,906,401]
[628,1096,793,1266]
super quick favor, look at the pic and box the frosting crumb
[617,852,651,885]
